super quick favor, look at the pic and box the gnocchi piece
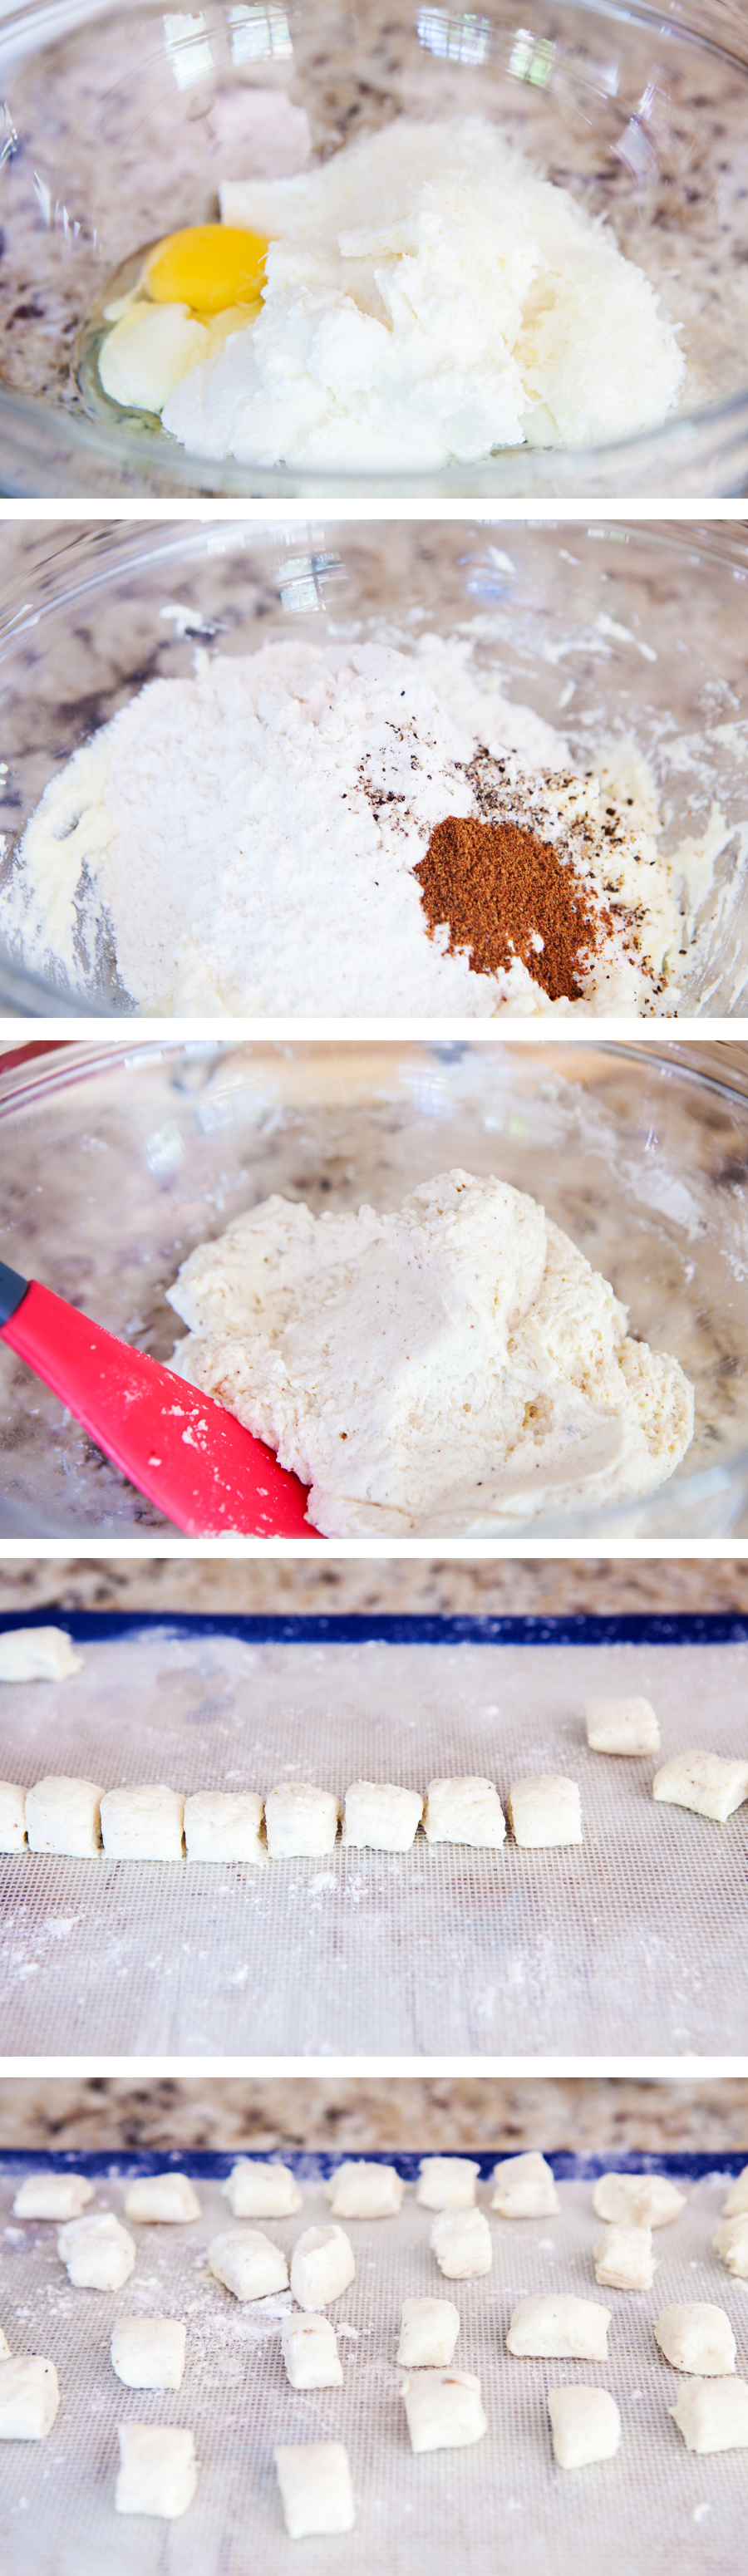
[507,2294,610,2361]
[13,2173,94,2220]
[396,2298,460,2368]
[0,2329,9,2357]
[490,2152,559,2218]
[431,2209,492,2280]
[100,1784,185,1861]
[723,2166,748,2219]
[712,2215,748,2278]
[342,1781,423,1851]
[671,2377,748,2454]
[124,2173,200,2225]
[111,2317,186,2389]
[325,2161,404,2219]
[422,1777,505,1846]
[655,2304,736,2376]
[115,2423,197,2518]
[25,1775,102,1860]
[593,2225,655,2292]
[224,2159,303,2217]
[57,2211,135,2291]
[0,1627,82,1681]
[548,2385,621,2469]
[184,1789,265,1865]
[275,2441,356,2538]
[592,2173,686,2229]
[584,1696,660,1756]
[402,2367,486,2452]
[209,2227,288,2301]
[281,2313,342,2389]
[0,2357,59,2439]
[263,1783,339,1858]
[417,2158,480,2210]
[506,1774,583,1848]
[652,1750,748,1824]
[290,2225,355,2309]
[0,1782,27,1852]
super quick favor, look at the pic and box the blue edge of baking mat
[2,1610,748,1647]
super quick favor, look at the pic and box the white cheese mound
[166,1167,694,1537]
[156,116,684,466]
[0,632,686,1018]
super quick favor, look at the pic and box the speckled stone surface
[0,2075,746,2154]
[2,1556,748,1614]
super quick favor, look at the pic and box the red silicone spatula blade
[0,1276,317,1538]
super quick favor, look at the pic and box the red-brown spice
[414,814,612,1003]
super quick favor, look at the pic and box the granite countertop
[2,1558,748,1615]
[0,2076,745,2156]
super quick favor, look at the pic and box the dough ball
[422,1777,505,1847]
[209,2226,288,2301]
[671,2377,748,2453]
[342,1781,424,1851]
[584,1696,660,1756]
[325,2161,404,2219]
[263,1782,339,1858]
[111,2317,187,2389]
[712,2216,748,2279]
[506,1774,583,1847]
[723,2166,748,2220]
[281,2313,342,2389]
[224,2159,303,2217]
[0,1628,82,1682]
[57,2211,135,2291]
[402,2367,486,2452]
[397,2298,460,2368]
[100,1785,185,1861]
[124,2173,201,2225]
[506,2294,610,2360]
[490,2152,559,2218]
[592,2173,686,2229]
[593,2224,655,2291]
[655,2303,736,2375]
[13,2173,94,2220]
[115,2423,197,2518]
[417,2158,480,2210]
[0,2357,59,2439]
[548,2384,621,2469]
[431,2209,492,2280]
[0,1783,27,1853]
[184,1789,266,1864]
[289,2224,355,2309]
[275,2441,355,2538]
[25,1776,102,1860]
[652,1751,748,1824]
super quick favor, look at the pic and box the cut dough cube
[652,1750,748,1824]
[275,2441,355,2538]
[0,1783,27,1853]
[209,2227,288,2301]
[417,2157,480,2210]
[585,1696,660,1757]
[184,1789,265,1865]
[594,2225,655,2291]
[671,2377,748,2454]
[0,1627,82,1682]
[25,1775,102,1860]
[422,1777,505,1847]
[111,2317,186,2389]
[397,2298,460,2369]
[723,2165,748,2219]
[712,2216,748,2278]
[490,2152,559,2218]
[342,1781,423,1851]
[507,2295,610,2360]
[290,2224,355,2310]
[124,2173,200,2225]
[116,2423,196,2519]
[264,1782,339,1859]
[548,2385,621,2469]
[325,2161,404,2219]
[224,2160,303,2217]
[13,2172,94,2220]
[281,2313,342,2389]
[592,2173,686,2229]
[0,2357,59,2439]
[100,1785,185,1861]
[655,2304,736,2375]
[431,2209,492,2280]
[58,2211,135,2291]
[506,1774,583,1847]
[402,2367,486,2453]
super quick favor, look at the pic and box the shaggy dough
[585,1696,660,1756]
[712,2215,748,2278]
[0,1783,27,1852]
[13,2173,94,2220]
[431,2209,492,2279]
[397,2298,460,2369]
[290,2224,355,2309]
[342,1782,424,1851]
[57,2211,135,2291]
[100,1785,185,1861]
[0,1628,82,1682]
[506,1774,583,1847]
[325,2161,404,2219]
[592,2174,686,2229]
[723,2167,748,2219]
[263,1783,339,1858]
[652,1751,748,1823]
[167,1168,694,1538]
[281,2313,342,2389]
[209,2226,288,2300]
[671,2378,748,2454]
[116,2424,197,2519]
[111,2317,187,2389]
[417,2159,480,2210]
[275,2441,356,2538]
[124,2174,201,2225]
[548,2385,621,2469]
[423,1777,505,1847]
[25,1776,102,1860]
[507,2294,610,2360]
[593,2224,656,2291]
[402,2367,487,2453]
[224,2160,303,2217]
[0,2357,60,2439]
[184,1789,266,1864]
[655,2304,736,2375]
[490,2152,559,2218]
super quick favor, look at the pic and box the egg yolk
[145,224,268,316]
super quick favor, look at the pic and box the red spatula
[0,1261,317,1538]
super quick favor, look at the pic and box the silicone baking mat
[0,2150,746,2576]
[0,1614,746,2058]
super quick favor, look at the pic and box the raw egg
[145,224,268,315]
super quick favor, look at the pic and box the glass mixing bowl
[1,1035,747,1539]
[1,0,747,496]
[2,514,748,1017]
